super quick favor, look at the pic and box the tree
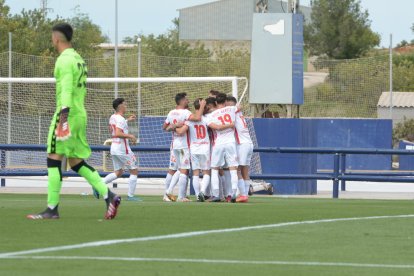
[0,1,107,57]
[397,40,409,48]
[68,8,108,58]
[122,18,211,77]
[304,0,380,59]
[393,119,414,146]
[393,54,414,92]
[123,18,210,58]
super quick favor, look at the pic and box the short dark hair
[215,93,227,104]
[226,96,237,103]
[209,90,220,97]
[52,23,73,42]
[205,97,217,107]
[193,98,203,110]
[175,93,187,105]
[112,98,125,110]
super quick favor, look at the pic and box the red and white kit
[109,114,138,171]
[206,106,239,168]
[186,117,210,170]
[234,111,253,166]
[165,108,192,169]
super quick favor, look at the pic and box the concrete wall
[378,107,414,125]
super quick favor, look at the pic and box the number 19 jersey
[206,106,237,146]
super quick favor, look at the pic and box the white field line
[4,255,414,270]
[0,214,413,259]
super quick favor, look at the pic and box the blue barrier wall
[252,118,317,195]
[315,119,392,170]
[136,117,392,195]
[252,118,392,195]
[399,140,414,170]
[139,116,171,170]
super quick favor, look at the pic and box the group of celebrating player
[162,90,253,203]
[27,22,253,221]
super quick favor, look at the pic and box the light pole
[114,0,119,98]
[389,34,393,120]
[137,36,142,141]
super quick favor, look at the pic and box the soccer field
[0,194,414,276]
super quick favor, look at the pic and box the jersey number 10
[194,125,206,139]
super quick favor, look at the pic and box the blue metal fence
[1,144,414,199]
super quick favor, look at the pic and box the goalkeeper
[27,23,121,220]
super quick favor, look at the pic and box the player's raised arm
[226,95,241,112]
[127,114,136,122]
[188,99,206,122]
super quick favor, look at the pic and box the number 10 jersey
[185,117,210,154]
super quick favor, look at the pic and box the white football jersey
[234,111,253,145]
[109,114,132,155]
[165,108,192,149]
[185,118,210,154]
[206,106,237,146]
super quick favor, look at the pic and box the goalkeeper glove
[55,107,71,141]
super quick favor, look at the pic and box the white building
[178,0,312,52]
[377,92,414,125]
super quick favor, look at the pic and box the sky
[4,0,414,48]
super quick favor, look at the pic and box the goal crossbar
[0,76,241,98]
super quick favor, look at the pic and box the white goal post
[0,76,259,175]
[0,76,242,99]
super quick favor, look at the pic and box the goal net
[0,77,262,177]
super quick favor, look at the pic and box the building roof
[177,0,220,11]
[378,92,414,108]
[97,43,135,50]
[178,0,311,41]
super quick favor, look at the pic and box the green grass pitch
[0,194,414,275]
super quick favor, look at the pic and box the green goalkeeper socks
[72,161,108,198]
[47,158,62,208]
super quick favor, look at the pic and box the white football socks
[202,174,211,195]
[192,175,200,196]
[164,173,173,190]
[177,174,188,199]
[167,171,180,194]
[230,170,238,196]
[104,172,118,184]
[128,174,138,197]
[245,179,251,196]
[223,170,232,196]
[238,178,246,196]
[211,169,220,197]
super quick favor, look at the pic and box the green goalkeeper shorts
[47,112,92,159]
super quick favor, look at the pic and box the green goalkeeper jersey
[54,48,88,117]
